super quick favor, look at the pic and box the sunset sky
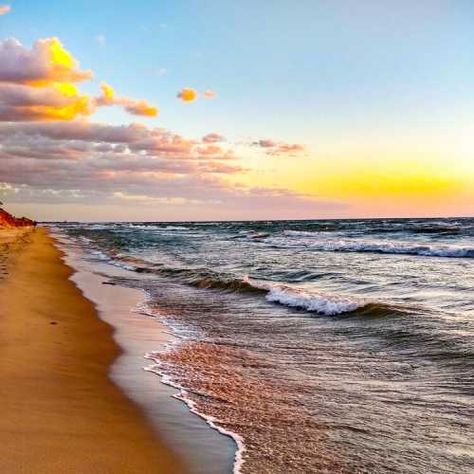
[0,0,473,221]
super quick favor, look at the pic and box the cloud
[0,38,158,121]
[272,143,306,154]
[0,4,11,16]
[0,37,93,120]
[0,37,92,84]
[0,82,93,121]
[0,122,232,162]
[0,121,150,142]
[253,139,306,155]
[195,144,224,156]
[177,87,198,102]
[255,139,277,148]
[0,37,326,219]
[0,121,335,218]
[203,89,217,99]
[96,81,158,117]
[177,88,218,102]
[202,132,225,143]
[123,100,158,117]
[97,81,115,104]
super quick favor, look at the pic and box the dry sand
[0,228,186,473]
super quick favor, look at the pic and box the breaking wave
[243,276,406,316]
[264,285,364,315]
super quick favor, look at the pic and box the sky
[0,0,473,221]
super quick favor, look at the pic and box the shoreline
[144,347,246,474]
[52,229,236,474]
[0,228,185,473]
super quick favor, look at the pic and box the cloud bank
[0,121,335,218]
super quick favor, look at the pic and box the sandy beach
[0,228,185,473]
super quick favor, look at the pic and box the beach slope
[0,228,185,473]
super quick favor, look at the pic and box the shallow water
[52,218,474,473]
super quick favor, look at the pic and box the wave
[244,276,408,317]
[186,273,266,294]
[281,219,473,236]
[244,277,379,316]
[126,224,189,231]
[87,248,386,316]
[265,285,364,315]
[283,230,323,237]
[70,236,412,317]
[163,225,190,230]
[230,230,271,240]
[270,236,474,258]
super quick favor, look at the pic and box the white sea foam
[137,293,246,474]
[283,230,323,237]
[87,223,112,230]
[163,225,189,231]
[266,286,364,315]
[244,276,365,315]
[145,358,247,474]
[126,224,189,231]
[90,249,110,261]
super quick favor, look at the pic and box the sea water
[52,218,474,473]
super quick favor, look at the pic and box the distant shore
[0,228,185,473]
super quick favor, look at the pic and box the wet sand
[55,235,236,474]
[0,228,186,473]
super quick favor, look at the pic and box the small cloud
[98,81,115,104]
[203,89,217,99]
[177,88,217,103]
[274,143,305,155]
[177,87,198,102]
[0,4,11,16]
[253,139,306,156]
[254,139,277,148]
[95,34,106,47]
[96,81,158,117]
[202,133,225,143]
[123,100,158,117]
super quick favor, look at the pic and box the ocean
[52,218,474,473]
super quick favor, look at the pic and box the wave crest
[266,285,363,315]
